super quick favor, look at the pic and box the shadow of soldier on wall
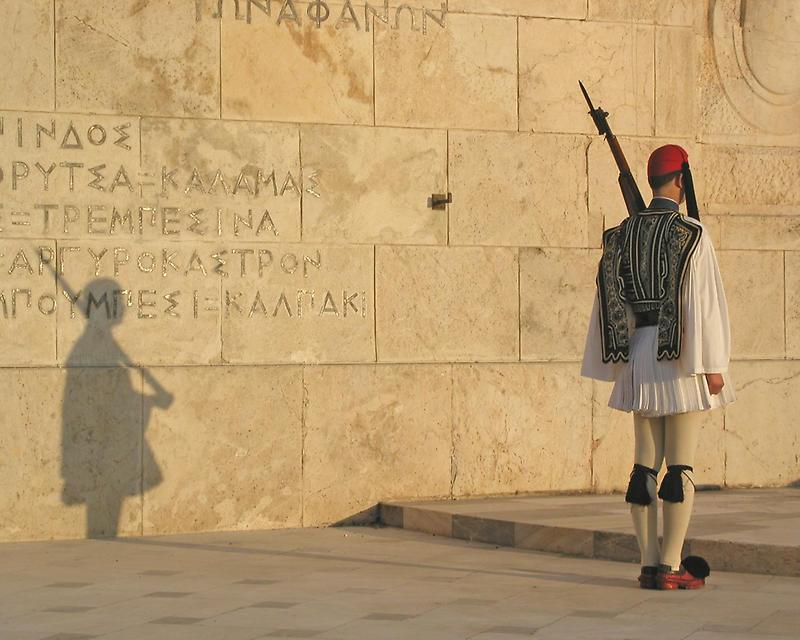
[59,277,173,538]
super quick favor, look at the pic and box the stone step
[379,488,800,577]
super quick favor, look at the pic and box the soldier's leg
[660,410,702,570]
[628,414,665,569]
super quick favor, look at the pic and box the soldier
[581,144,736,590]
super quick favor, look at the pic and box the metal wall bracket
[428,192,452,210]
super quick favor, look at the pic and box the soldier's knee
[625,464,659,506]
[658,465,695,503]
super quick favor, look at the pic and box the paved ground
[382,489,800,576]
[1,525,799,640]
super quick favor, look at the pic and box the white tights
[630,411,700,570]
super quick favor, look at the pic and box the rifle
[579,81,646,217]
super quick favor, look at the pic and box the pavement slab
[1,525,799,640]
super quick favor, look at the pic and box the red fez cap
[647,144,689,177]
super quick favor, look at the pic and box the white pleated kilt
[608,327,736,417]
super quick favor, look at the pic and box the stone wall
[1,0,798,541]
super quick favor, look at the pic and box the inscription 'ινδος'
[195,0,447,34]
[0,116,133,151]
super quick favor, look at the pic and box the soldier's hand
[705,373,724,395]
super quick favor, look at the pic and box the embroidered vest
[597,210,702,363]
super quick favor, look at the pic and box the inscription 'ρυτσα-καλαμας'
[0,162,319,199]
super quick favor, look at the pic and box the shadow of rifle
[44,256,174,411]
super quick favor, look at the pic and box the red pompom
[682,555,711,579]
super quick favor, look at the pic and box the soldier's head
[647,144,689,203]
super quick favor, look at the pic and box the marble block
[717,250,784,359]
[221,243,375,364]
[300,124,447,244]
[222,4,373,125]
[448,0,586,18]
[0,0,53,111]
[451,363,592,496]
[375,245,519,362]
[0,239,57,366]
[695,409,725,486]
[696,35,762,143]
[302,364,451,525]
[0,367,143,541]
[520,18,654,135]
[449,132,588,247]
[720,216,800,251]
[141,118,303,243]
[724,360,800,487]
[402,506,453,537]
[520,248,600,361]
[56,0,219,117]
[375,12,517,130]
[142,366,303,534]
[702,145,800,210]
[588,0,699,26]
[656,27,696,138]
[788,252,800,358]
[55,240,222,366]
[700,2,800,144]
[0,111,142,241]
[590,380,631,493]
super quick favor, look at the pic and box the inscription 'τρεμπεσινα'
[0,205,293,238]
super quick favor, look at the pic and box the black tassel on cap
[682,556,711,579]
[658,465,694,503]
[682,161,700,221]
[625,464,658,506]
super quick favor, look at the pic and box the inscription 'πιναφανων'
[196,0,447,34]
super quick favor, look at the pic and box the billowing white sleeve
[581,292,623,382]
[680,229,731,374]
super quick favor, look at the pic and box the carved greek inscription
[0,116,132,151]
[1,113,321,242]
[0,205,300,238]
[195,0,447,34]
[0,286,367,321]
[0,162,317,199]
[0,244,368,323]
